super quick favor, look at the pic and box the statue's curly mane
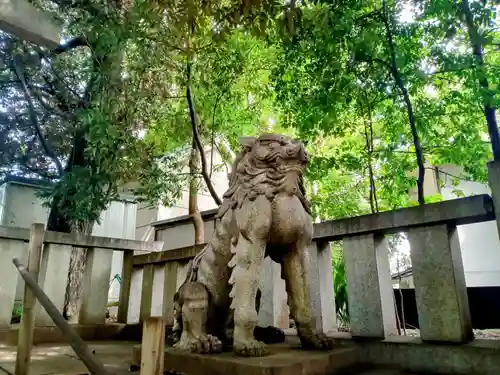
[216,134,311,219]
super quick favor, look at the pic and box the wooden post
[117,251,134,323]
[141,317,165,375]
[12,257,109,375]
[15,223,45,375]
[162,261,178,324]
[139,264,155,322]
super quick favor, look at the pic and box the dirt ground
[0,341,137,375]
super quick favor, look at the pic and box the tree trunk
[189,137,205,245]
[64,221,94,322]
[46,0,127,322]
[360,95,379,213]
[461,0,500,160]
[382,0,425,205]
[186,56,222,206]
[46,130,92,322]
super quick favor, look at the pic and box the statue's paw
[173,334,223,354]
[233,339,268,357]
[204,334,223,353]
[166,332,180,347]
[254,326,286,344]
[300,332,335,350]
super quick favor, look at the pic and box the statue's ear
[238,136,256,148]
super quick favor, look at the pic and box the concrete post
[79,247,113,324]
[257,257,288,329]
[344,234,397,338]
[408,224,473,343]
[0,239,27,326]
[35,243,71,326]
[488,161,500,236]
[308,241,337,334]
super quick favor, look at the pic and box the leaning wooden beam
[0,0,61,48]
[12,257,110,375]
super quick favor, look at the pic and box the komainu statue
[171,133,334,357]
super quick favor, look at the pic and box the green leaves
[3,0,497,233]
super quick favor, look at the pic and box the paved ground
[0,341,136,375]
[0,341,440,375]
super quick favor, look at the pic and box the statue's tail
[185,244,208,283]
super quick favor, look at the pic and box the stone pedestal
[132,343,358,375]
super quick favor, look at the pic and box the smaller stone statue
[172,133,334,357]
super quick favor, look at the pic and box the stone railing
[0,224,162,330]
[130,194,495,344]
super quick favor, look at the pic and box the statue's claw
[299,332,335,350]
[233,339,268,357]
[174,334,223,354]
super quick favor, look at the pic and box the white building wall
[1,183,51,227]
[0,181,137,302]
[437,164,500,287]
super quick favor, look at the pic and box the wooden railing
[0,224,163,329]
[131,194,495,344]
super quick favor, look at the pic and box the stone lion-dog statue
[171,133,334,357]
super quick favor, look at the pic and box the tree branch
[186,60,222,206]
[428,65,475,76]
[52,36,91,55]
[382,0,425,205]
[12,56,64,177]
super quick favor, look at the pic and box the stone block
[314,195,493,241]
[316,241,337,333]
[408,224,473,342]
[344,234,397,338]
[79,247,113,324]
[0,239,26,326]
[307,241,337,333]
[258,257,288,329]
[36,243,71,326]
[132,343,359,375]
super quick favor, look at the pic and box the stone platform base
[0,323,126,345]
[132,343,359,375]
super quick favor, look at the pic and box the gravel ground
[403,329,500,340]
